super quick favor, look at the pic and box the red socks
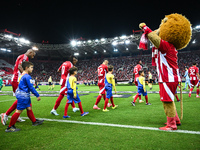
[53,94,64,110]
[64,103,70,116]
[95,95,102,105]
[104,98,109,110]
[103,94,106,100]
[189,87,193,93]
[197,88,199,95]
[138,95,142,100]
[133,93,139,103]
[6,100,18,116]
[27,109,36,123]
[71,101,75,108]
[9,112,20,127]
[110,97,115,107]
[145,95,148,103]
[78,102,84,114]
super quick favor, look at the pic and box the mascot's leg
[160,102,180,130]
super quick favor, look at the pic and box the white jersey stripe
[163,82,174,101]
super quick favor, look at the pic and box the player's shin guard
[78,102,84,114]
[54,94,64,110]
[95,95,102,105]
[110,97,115,107]
[145,95,148,103]
[9,112,20,127]
[64,103,70,116]
[5,100,18,116]
[27,110,36,123]
[103,98,109,110]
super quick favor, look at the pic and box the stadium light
[192,39,196,44]
[4,34,13,39]
[112,41,118,46]
[71,40,77,47]
[85,52,87,55]
[88,40,92,43]
[74,52,79,56]
[103,50,106,53]
[126,47,129,51]
[120,35,126,39]
[114,48,118,52]
[125,40,130,44]
[19,38,30,44]
[0,48,6,51]
[101,38,105,42]
[195,25,200,29]
[32,46,39,51]
[95,39,99,42]
[7,49,11,52]
[77,41,82,45]
[94,51,97,54]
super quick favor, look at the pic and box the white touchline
[0,99,16,103]
[19,117,200,135]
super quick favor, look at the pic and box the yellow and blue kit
[66,76,81,103]
[137,76,147,96]
[105,73,117,98]
[15,73,40,110]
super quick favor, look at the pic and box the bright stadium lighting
[195,25,200,29]
[88,40,92,43]
[112,41,118,46]
[7,49,11,52]
[85,52,87,55]
[74,52,79,56]
[114,48,118,52]
[126,47,129,51]
[104,50,106,53]
[101,38,105,42]
[125,40,130,44]
[120,35,126,39]
[114,37,118,40]
[95,39,99,42]
[32,46,39,51]
[192,39,196,44]
[19,38,26,43]
[77,41,82,45]
[1,48,6,51]
[94,51,97,54]
[4,34,13,39]
[71,40,77,47]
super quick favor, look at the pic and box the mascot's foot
[159,125,177,131]
[164,121,181,126]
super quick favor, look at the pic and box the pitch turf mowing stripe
[19,117,200,135]
[0,99,16,102]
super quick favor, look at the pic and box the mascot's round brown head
[159,13,192,50]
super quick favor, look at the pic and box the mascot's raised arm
[139,13,192,131]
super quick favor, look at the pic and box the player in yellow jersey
[103,65,118,112]
[132,70,151,106]
[48,76,53,90]
[63,67,89,118]
[148,71,153,90]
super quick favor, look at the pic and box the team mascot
[139,13,192,131]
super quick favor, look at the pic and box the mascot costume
[139,13,192,131]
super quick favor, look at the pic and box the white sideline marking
[0,99,16,103]
[20,117,200,135]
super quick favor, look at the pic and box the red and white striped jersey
[98,64,108,86]
[58,61,73,86]
[133,64,142,80]
[152,40,181,83]
[12,54,29,82]
[189,66,199,81]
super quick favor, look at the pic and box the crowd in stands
[1,50,200,83]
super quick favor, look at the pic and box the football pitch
[0,84,200,150]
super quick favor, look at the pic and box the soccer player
[103,65,118,112]
[0,76,3,92]
[188,62,200,98]
[5,62,44,132]
[48,76,53,90]
[50,56,79,116]
[148,71,153,90]
[131,70,151,106]
[183,67,190,90]
[1,49,35,125]
[63,67,89,118]
[34,77,40,90]
[133,60,144,103]
[93,60,112,110]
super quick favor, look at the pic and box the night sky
[0,1,199,44]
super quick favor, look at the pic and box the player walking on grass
[48,76,53,90]
[93,60,112,110]
[5,62,44,132]
[183,67,190,90]
[103,65,118,112]
[50,56,79,116]
[148,71,153,90]
[34,77,40,90]
[133,60,144,103]
[63,67,89,118]
[1,49,35,125]
[188,62,200,98]
[132,70,151,106]
[0,76,3,92]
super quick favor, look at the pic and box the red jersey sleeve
[58,64,62,71]
[158,39,171,54]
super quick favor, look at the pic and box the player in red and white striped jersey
[188,62,200,98]
[1,49,36,125]
[93,60,112,109]
[50,56,79,116]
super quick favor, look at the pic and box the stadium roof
[0,26,200,60]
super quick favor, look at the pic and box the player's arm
[57,65,62,73]
[111,75,117,93]
[72,77,77,97]
[26,76,40,98]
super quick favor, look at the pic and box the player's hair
[137,60,141,64]
[103,59,108,63]
[22,61,33,70]
[193,62,197,65]
[108,65,114,71]
[185,66,188,69]
[69,55,77,63]
[69,67,78,75]
[139,70,144,75]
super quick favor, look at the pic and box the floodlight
[77,41,82,45]
[104,50,106,53]
[32,46,39,51]
[95,39,99,42]
[114,48,118,52]
[19,38,26,43]
[94,51,97,54]
[7,49,11,52]
[126,47,129,50]
[4,34,13,39]
[112,41,118,46]
[1,48,6,51]
[71,40,77,47]
[192,39,196,44]
[195,25,200,29]
[120,35,126,39]
[85,52,87,54]
[74,52,79,56]
[125,40,130,44]
[88,40,92,43]
[101,38,105,42]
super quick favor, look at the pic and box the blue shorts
[105,86,113,99]
[17,97,31,110]
[67,89,81,103]
[138,87,147,96]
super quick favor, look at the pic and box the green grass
[0,84,200,150]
